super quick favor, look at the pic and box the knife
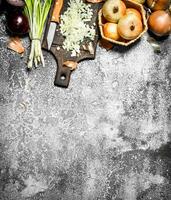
[47,0,63,50]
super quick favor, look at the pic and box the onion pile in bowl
[99,0,147,45]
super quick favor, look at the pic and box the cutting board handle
[50,49,71,88]
[54,60,72,88]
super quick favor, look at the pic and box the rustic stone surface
[0,11,171,200]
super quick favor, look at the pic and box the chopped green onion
[24,0,53,68]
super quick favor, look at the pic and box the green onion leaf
[24,0,53,68]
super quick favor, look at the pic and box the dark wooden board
[42,0,100,88]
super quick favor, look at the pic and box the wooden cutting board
[42,0,100,88]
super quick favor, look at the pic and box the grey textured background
[0,10,171,200]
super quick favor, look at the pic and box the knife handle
[51,0,63,23]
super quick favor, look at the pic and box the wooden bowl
[98,0,148,46]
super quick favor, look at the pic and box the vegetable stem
[24,0,52,68]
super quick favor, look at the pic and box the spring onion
[24,0,53,68]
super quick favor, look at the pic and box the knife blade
[47,0,63,50]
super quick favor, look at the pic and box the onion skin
[103,22,120,40]
[146,0,170,11]
[148,10,171,36]
[7,36,25,54]
[102,0,126,23]
[131,0,146,4]
[118,14,143,40]
[6,0,25,7]
[86,0,104,3]
[126,8,142,20]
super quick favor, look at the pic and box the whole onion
[6,0,25,7]
[7,11,29,35]
[148,10,171,36]
[147,0,170,11]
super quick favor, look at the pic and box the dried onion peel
[7,36,25,54]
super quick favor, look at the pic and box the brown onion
[146,0,170,11]
[86,0,104,3]
[148,10,171,36]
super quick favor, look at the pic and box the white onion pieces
[60,0,95,56]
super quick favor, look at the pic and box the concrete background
[0,10,171,200]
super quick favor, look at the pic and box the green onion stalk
[24,0,53,68]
